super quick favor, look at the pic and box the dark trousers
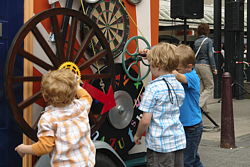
[184,123,204,167]
[147,148,184,167]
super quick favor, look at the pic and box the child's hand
[139,49,150,55]
[212,69,218,75]
[74,74,82,84]
[15,144,26,157]
[134,135,142,145]
[172,70,178,75]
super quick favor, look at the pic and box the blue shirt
[179,69,202,126]
[139,74,186,153]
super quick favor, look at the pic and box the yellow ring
[58,62,81,81]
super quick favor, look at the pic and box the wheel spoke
[12,76,42,82]
[18,48,55,71]
[66,17,77,61]
[18,91,42,110]
[73,28,94,63]
[32,27,59,67]
[17,117,38,141]
[90,15,98,24]
[78,49,107,71]
[95,40,102,51]
[50,16,65,62]
[81,73,112,80]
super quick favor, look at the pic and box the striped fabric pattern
[139,74,186,153]
[37,98,95,167]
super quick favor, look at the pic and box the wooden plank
[23,0,34,167]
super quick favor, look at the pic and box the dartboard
[85,0,130,58]
[91,63,144,159]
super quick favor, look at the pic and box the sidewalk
[199,99,250,167]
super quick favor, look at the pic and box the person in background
[173,44,204,167]
[15,69,95,167]
[134,43,186,167]
[194,23,217,113]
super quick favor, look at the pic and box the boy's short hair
[147,42,178,72]
[175,44,195,67]
[41,69,77,107]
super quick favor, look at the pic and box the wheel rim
[5,8,115,141]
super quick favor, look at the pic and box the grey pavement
[199,98,250,167]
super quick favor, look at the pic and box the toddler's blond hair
[175,44,195,67]
[41,69,77,107]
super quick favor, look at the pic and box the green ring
[122,36,151,82]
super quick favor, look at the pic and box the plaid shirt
[37,94,95,167]
[139,74,186,153]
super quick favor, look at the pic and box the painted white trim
[136,0,152,86]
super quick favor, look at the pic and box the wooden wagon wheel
[5,8,115,141]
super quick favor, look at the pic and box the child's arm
[173,70,188,84]
[32,136,55,156]
[134,112,152,144]
[15,136,55,157]
[76,85,93,105]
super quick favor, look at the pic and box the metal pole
[183,18,187,44]
[213,0,222,98]
[234,0,245,99]
[247,0,250,82]
[220,72,236,148]
[224,0,245,99]
[224,0,234,73]
[234,30,245,99]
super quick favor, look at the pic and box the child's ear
[187,64,193,70]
